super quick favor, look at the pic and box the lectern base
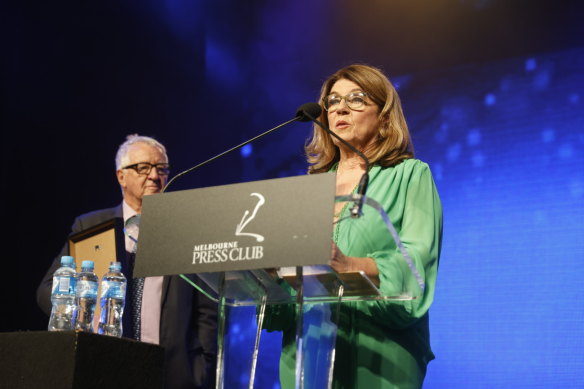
[0,331,164,389]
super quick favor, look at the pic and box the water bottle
[48,256,77,331]
[98,261,127,337]
[75,260,99,332]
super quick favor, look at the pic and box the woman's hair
[305,64,414,174]
[115,134,168,170]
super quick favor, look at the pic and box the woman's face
[326,78,380,152]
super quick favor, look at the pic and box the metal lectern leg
[294,266,304,389]
[215,272,227,389]
[326,282,344,389]
[249,294,267,389]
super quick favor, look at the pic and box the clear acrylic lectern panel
[181,194,425,389]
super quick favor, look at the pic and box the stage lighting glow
[241,144,253,158]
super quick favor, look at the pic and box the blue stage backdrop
[222,47,584,388]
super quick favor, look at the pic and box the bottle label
[52,276,76,295]
[77,280,98,298]
[59,277,70,293]
[101,281,126,299]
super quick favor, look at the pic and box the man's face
[116,143,169,211]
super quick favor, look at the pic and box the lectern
[134,174,423,389]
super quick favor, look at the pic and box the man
[37,134,217,389]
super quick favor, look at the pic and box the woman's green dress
[264,159,443,389]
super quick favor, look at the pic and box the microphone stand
[162,117,302,193]
[302,110,370,218]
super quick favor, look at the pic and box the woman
[265,64,443,388]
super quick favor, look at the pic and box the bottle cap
[81,260,95,270]
[109,261,122,271]
[60,256,75,266]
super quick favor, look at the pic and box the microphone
[295,102,323,122]
[297,102,370,218]
[162,105,314,193]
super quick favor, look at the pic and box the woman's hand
[330,242,354,273]
[330,241,380,286]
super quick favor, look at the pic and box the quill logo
[235,193,265,242]
[192,192,266,265]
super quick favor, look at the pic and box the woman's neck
[337,153,367,173]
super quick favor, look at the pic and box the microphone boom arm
[162,117,301,193]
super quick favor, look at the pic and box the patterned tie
[130,266,144,341]
[125,215,143,341]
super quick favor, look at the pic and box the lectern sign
[134,174,336,277]
[191,192,266,264]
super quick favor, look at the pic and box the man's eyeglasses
[323,92,369,112]
[122,162,171,176]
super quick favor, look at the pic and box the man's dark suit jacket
[37,205,218,389]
